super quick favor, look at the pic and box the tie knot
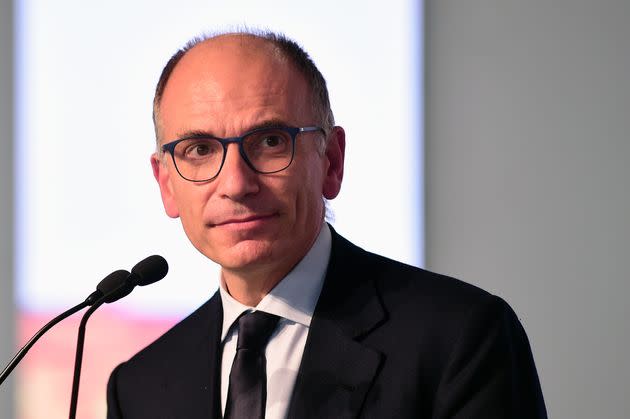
[236,311,280,351]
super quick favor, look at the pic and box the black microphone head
[96,270,133,303]
[103,282,134,303]
[96,270,130,295]
[130,255,168,286]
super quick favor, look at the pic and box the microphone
[68,255,168,419]
[96,269,135,303]
[0,269,131,386]
[95,255,168,304]
[85,270,131,305]
[128,254,169,287]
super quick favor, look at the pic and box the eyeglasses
[161,126,324,182]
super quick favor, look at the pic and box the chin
[206,238,280,271]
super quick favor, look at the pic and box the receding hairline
[152,29,335,145]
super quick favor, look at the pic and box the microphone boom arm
[0,300,89,386]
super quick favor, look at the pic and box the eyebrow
[173,118,292,141]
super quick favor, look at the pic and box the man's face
[151,37,344,278]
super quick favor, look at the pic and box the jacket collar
[286,226,387,419]
[204,226,386,419]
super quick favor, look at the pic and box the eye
[177,139,220,161]
[244,129,292,159]
[187,143,210,156]
[261,134,285,148]
[249,130,290,151]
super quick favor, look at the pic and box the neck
[221,266,283,307]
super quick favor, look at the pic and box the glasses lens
[173,138,223,181]
[242,128,294,173]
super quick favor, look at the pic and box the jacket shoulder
[329,227,494,311]
[107,292,222,417]
[109,291,221,392]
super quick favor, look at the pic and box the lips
[210,213,277,227]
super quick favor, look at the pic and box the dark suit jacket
[107,228,547,418]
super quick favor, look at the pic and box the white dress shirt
[219,223,331,419]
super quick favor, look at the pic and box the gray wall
[426,1,630,418]
[0,0,15,416]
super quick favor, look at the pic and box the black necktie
[224,311,280,419]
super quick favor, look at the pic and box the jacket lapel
[287,228,387,419]
[205,294,223,419]
[163,292,223,419]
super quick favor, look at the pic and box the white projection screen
[13,1,423,417]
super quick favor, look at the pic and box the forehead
[158,36,313,140]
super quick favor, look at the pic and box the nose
[214,143,260,200]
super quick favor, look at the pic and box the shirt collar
[219,223,332,341]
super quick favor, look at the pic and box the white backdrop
[15,0,423,316]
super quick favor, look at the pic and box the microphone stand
[1,268,132,387]
[0,301,89,386]
[67,299,104,419]
[68,281,133,419]
[68,256,167,418]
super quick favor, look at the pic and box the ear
[322,126,345,199]
[151,153,180,218]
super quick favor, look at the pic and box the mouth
[210,213,278,228]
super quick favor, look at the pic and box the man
[107,31,547,418]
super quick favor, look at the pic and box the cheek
[290,164,326,223]
[257,172,314,227]
[172,184,213,238]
